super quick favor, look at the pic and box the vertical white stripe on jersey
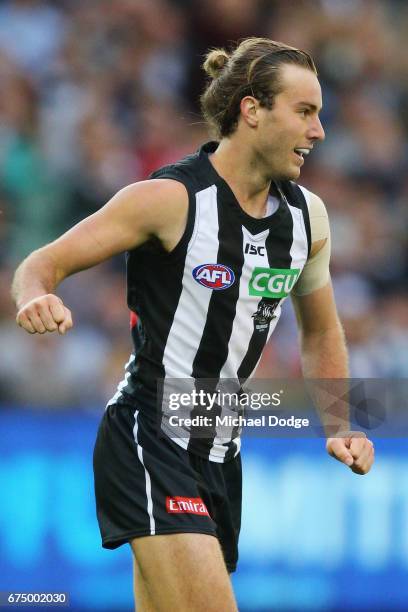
[213,227,271,460]
[106,353,135,408]
[219,226,269,379]
[211,205,308,459]
[162,186,220,377]
[287,203,309,275]
[243,203,309,382]
[262,202,308,347]
[133,409,155,535]
[249,202,308,372]
[298,185,312,212]
[160,186,220,451]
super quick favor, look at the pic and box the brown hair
[200,37,317,139]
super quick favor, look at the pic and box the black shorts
[93,403,242,572]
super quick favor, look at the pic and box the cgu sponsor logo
[166,496,210,516]
[249,267,300,298]
[192,263,235,290]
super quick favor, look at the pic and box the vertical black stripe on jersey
[123,169,198,407]
[237,202,294,383]
[226,208,294,461]
[225,202,295,460]
[281,181,311,256]
[188,191,245,457]
[192,193,245,378]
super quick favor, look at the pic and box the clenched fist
[16,294,73,335]
[326,431,374,475]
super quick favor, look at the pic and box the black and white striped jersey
[108,141,312,462]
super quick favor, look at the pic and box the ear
[240,96,259,128]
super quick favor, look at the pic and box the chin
[275,168,301,181]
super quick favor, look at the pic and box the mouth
[293,147,312,164]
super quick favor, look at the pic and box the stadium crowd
[0,0,407,406]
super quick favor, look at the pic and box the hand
[16,294,73,335]
[326,431,374,475]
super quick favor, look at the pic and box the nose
[309,115,325,142]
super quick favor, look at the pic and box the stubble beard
[270,163,300,182]
[262,145,300,182]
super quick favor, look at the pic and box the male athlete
[12,38,374,611]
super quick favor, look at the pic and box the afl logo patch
[192,263,235,290]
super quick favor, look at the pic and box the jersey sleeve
[292,189,331,296]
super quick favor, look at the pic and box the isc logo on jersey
[193,263,235,290]
[249,267,300,298]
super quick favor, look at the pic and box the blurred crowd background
[0,0,407,406]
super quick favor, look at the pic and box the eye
[298,109,308,117]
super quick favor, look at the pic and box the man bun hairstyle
[200,37,317,139]
[202,48,230,79]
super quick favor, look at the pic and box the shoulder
[291,187,332,296]
[296,185,328,219]
[295,185,330,248]
[121,177,188,202]
[118,178,188,220]
[100,178,189,249]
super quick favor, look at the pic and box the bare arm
[291,192,349,393]
[292,280,348,380]
[292,281,374,475]
[291,190,374,474]
[292,281,350,433]
[12,179,188,333]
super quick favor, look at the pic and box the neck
[209,137,273,218]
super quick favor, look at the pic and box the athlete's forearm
[299,321,348,377]
[299,323,350,437]
[11,249,62,309]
